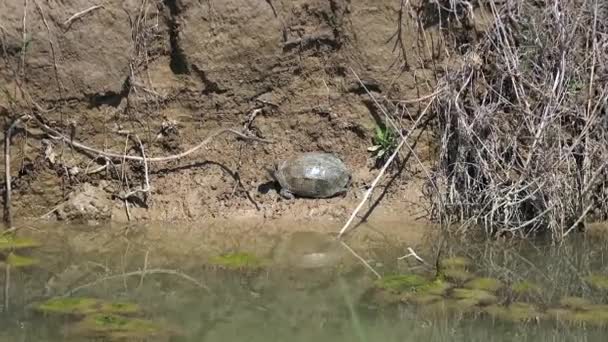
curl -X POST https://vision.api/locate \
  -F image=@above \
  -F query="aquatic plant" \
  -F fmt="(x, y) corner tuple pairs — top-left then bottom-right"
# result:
(209, 252), (265, 270)
(0, 235), (41, 251)
(409, 294), (443, 306)
(484, 302), (543, 322)
(69, 313), (161, 339)
(463, 277), (503, 292)
(4, 252), (39, 267)
(34, 297), (139, 316)
(451, 288), (498, 306)
(375, 274), (429, 293)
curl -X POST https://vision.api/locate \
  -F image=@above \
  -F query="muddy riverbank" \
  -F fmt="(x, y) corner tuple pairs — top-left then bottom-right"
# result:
(0, 0), (471, 225)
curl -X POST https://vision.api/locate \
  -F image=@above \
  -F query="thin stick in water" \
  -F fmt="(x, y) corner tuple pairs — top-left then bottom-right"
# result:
(4, 115), (29, 228)
(337, 101), (433, 238)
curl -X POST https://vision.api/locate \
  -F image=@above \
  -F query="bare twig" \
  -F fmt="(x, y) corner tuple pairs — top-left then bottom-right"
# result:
(4, 115), (30, 228)
(34, 119), (271, 162)
(119, 135), (150, 200)
(339, 241), (381, 279)
(3, 265), (9, 313)
(63, 5), (104, 28)
(20, 0), (28, 79)
(398, 247), (432, 268)
(338, 100), (433, 238)
(137, 249), (150, 290)
(63, 268), (209, 296)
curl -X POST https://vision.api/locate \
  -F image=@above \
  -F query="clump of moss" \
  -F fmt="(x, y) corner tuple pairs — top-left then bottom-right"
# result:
(421, 279), (453, 296)
(485, 302), (543, 322)
(437, 255), (474, 284)
(583, 274), (608, 290)
(408, 294), (443, 306)
(34, 297), (139, 316)
(464, 277), (503, 292)
(209, 252), (265, 270)
(5, 253), (39, 267)
(0, 235), (40, 251)
(441, 268), (474, 283)
(375, 274), (430, 293)
(69, 313), (161, 339)
(439, 256), (472, 270)
(451, 288), (498, 306)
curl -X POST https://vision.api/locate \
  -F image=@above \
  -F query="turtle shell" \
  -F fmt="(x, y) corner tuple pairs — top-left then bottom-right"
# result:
(274, 152), (350, 198)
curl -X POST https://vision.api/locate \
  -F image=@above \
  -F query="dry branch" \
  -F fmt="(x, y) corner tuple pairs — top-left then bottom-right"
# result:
(34, 119), (271, 163)
(338, 100), (434, 238)
(430, 0), (608, 239)
(63, 5), (104, 28)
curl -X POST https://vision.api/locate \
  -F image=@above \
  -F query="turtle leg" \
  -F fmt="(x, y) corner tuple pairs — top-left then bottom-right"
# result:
(279, 188), (295, 200)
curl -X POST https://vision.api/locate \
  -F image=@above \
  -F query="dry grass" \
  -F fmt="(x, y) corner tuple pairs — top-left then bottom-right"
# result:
(428, 0), (608, 239)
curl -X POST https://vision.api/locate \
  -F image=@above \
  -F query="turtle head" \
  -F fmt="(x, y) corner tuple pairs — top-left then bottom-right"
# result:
(266, 162), (280, 182)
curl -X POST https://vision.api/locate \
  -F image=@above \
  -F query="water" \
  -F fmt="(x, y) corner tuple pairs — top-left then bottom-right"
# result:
(1, 218), (608, 341)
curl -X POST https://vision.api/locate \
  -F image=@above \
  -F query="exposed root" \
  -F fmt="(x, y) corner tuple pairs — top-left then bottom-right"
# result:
(34, 118), (272, 162)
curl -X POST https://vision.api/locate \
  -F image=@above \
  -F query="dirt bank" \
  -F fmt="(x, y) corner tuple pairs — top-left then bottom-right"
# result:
(0, 0), (481, 224)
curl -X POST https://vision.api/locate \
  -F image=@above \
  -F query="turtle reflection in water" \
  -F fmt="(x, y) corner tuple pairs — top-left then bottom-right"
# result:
(269, 231), (361, 289)
(271, 152), (351, 199)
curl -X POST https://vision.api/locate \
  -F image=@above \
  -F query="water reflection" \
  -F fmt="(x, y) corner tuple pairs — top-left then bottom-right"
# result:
(0, 220), (607, 341)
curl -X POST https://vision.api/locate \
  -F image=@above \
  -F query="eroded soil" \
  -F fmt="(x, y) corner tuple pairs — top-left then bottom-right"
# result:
(0, 0), (485, 224)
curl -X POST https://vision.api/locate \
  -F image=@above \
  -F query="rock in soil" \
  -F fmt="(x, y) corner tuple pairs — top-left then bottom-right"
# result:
(55, 184), (113, 225)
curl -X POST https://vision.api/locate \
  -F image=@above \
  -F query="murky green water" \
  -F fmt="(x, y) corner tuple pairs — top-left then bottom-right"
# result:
(1, 220), (608, 341)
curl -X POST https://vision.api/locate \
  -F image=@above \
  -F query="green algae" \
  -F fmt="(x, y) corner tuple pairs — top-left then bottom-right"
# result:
(583, 274), (608, 290)
(5, 253), (39, 267)
(511, 280), (542, 296)
(464, 277), (503, 292)
(451, 288), (498, 306)
(375, 274), (429, 293)
(36, 297), (100, 315)
(209, 252), (265, 270)
(0, 235), (41, 251)
(407, 294), (443, 306)
(69, 313), (161, 339)
(35, 297), (139, 316)
(420, 279), (453, 296)
(485, 302), (543, 322)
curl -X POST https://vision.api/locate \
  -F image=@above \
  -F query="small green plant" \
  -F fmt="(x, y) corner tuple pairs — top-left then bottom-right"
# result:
(368, 125), (397, 164)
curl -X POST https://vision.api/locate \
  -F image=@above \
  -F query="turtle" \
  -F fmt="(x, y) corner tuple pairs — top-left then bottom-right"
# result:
(271, 152), (351, 199)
